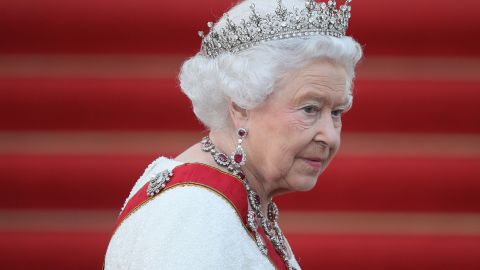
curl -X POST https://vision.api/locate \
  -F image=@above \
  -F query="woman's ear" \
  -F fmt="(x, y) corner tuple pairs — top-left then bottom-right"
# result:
(228, 100), (249, 128)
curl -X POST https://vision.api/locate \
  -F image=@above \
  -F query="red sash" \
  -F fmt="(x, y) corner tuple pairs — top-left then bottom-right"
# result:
(113, 163), (287, 270)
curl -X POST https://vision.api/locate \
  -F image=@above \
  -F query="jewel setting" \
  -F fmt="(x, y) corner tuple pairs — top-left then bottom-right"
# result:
(146, 169), (174, 197)
(198, 0), (353, 58)
(231, 128), (248, 168)
(200, 135), (297, 269)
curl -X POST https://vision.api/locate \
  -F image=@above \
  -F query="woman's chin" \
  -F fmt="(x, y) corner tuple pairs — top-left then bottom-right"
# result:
(284, 160), (326, 191)
(286, 174), (319, 192)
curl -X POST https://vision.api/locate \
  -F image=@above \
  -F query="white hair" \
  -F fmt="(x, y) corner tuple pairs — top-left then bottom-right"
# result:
(179, 0), (363, 130)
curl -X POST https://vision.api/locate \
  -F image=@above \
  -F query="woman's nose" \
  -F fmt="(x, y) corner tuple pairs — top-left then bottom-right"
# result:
(313, 113), (340, 147)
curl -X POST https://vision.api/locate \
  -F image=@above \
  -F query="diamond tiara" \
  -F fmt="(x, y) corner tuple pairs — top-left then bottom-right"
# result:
(198, 0), (353, 58)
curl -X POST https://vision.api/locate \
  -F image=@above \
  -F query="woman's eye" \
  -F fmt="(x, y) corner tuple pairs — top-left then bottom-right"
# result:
(302, 105), (318, 114)
(332, 109), (344, 118)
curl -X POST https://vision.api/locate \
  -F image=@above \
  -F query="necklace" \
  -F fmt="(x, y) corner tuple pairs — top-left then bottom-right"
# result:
(201, 136), (296, 270)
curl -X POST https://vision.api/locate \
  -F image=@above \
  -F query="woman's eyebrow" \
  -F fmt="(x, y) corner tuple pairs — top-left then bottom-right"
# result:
(338, 98), (352, 108)
(292, 90), (327, 104)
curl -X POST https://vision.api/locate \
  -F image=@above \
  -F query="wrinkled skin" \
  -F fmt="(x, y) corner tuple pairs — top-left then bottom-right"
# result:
(234, 59), (350, 201)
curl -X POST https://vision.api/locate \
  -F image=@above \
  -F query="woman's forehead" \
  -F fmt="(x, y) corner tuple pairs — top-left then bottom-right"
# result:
(277, 60), (346, 86)
(291, 85), (349, 105)
(300, 60), (347, 80)
(284, 63), (347, 98)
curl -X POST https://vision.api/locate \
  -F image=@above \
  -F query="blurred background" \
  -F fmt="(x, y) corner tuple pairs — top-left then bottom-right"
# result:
(1, 0), (479, 269)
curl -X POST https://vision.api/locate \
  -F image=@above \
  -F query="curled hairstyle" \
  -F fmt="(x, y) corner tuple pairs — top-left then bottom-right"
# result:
(179, 0), (363, 130)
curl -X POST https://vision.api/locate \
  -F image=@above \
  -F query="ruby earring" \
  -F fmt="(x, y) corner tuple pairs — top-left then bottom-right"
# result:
(230, 128), (248, 169)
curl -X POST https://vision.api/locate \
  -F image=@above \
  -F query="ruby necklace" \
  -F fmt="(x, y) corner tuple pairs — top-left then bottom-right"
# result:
(200, 136), (295, 270)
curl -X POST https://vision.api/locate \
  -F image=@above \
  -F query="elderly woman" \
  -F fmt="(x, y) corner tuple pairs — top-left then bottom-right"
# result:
(105, 0), (362, 269)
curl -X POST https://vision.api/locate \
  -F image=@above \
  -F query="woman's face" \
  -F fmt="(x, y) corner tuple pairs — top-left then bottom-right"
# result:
(244, 60), (349, 195)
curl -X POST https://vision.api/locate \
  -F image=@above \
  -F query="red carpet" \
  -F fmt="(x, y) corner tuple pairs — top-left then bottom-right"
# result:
(1, 154), (479, 212)
(288, 234), (480, 270)
(0, 0), (479, 56)
(2, 231), (479, 270)
(1, 0), (479, 269)
(1, 78), (479, 133)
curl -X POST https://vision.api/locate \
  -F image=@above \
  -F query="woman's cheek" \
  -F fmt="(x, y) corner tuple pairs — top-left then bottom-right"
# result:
(285, 112), (314, 131)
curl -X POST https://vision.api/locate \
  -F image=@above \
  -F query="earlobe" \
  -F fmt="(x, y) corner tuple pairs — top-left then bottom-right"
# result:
(229, 101), (249, 128)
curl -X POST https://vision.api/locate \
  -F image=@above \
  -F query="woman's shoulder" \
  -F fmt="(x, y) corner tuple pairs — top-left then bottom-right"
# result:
(117, 156), (248, 234)
(106, 157), (274, 269)
(118, 156), (182, 212)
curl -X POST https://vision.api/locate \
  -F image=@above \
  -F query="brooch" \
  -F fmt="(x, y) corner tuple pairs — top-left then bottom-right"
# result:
(146, 169), (174, 197)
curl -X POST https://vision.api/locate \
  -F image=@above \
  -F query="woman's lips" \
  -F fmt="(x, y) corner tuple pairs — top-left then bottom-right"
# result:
(303, 158), (323, 170)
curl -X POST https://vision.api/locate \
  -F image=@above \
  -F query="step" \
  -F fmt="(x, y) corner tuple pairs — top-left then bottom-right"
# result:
(2, 132), (478, 158)
(0, 0), (478, 56)
(2, 55), (478, 82)
(0, 78), (203, 131)
(1, 154), (479, 212)
(287, 233), (480, 270)
(0, 231), (109, 270)
(1, 230), (479, 270)
(3, 210), (480, 237)
(276, 156), (480, 212)
(1, 78), (478, 133)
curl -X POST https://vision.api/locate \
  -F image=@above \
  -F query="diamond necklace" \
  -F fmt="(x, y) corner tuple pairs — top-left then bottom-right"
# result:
(200, 136), (296, 270)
